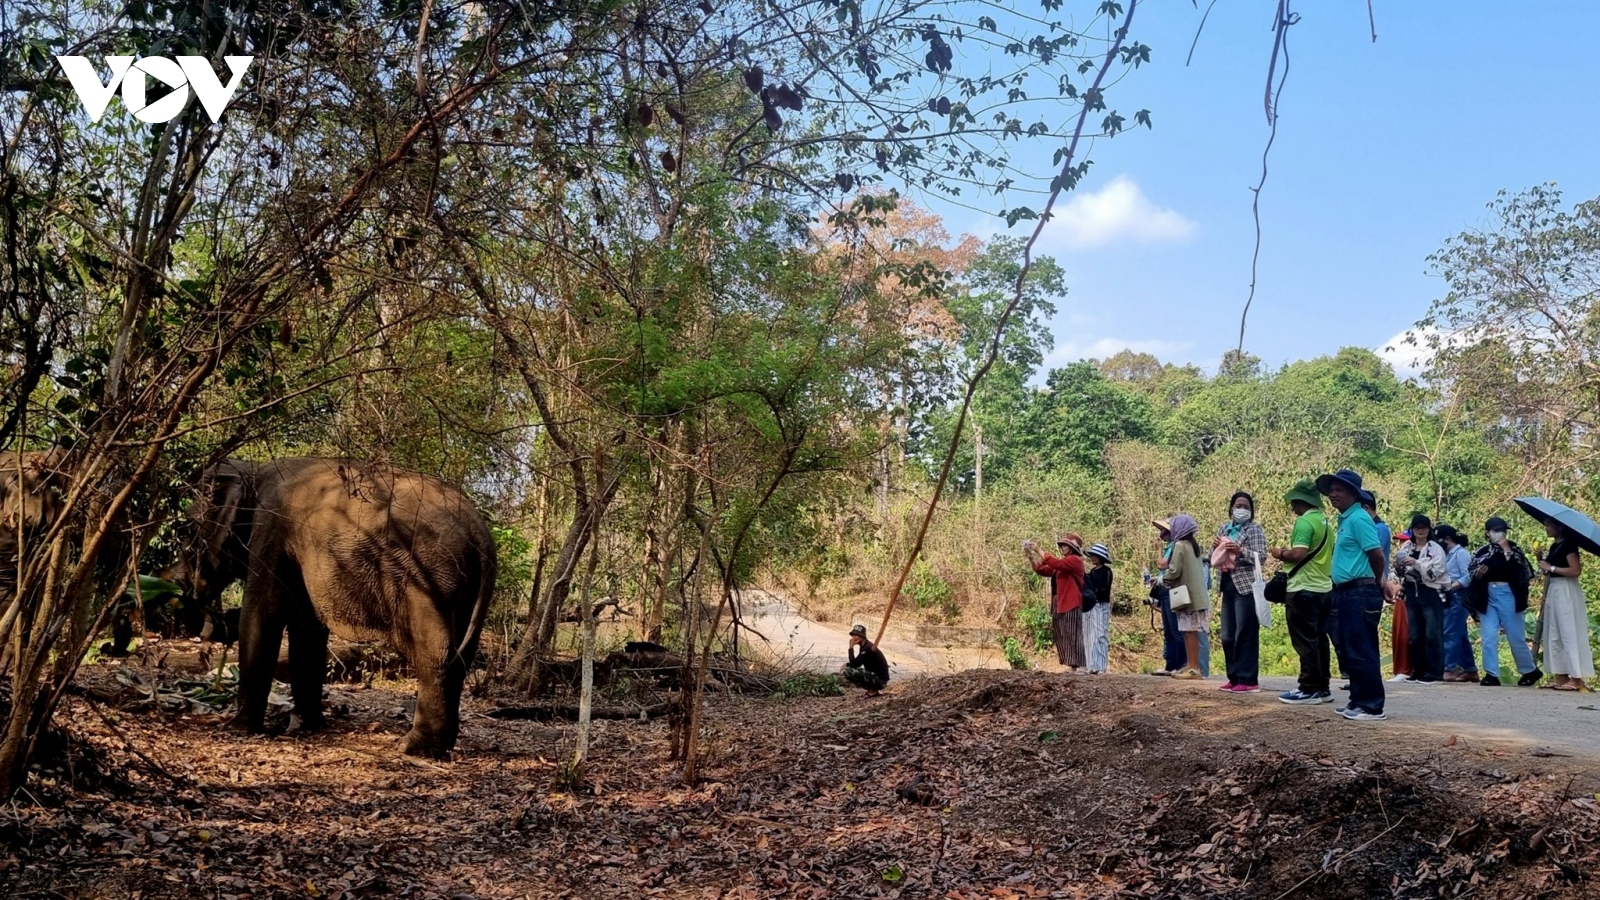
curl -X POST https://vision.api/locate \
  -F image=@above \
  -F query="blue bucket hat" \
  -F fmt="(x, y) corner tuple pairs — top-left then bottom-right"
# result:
(1315, 468), (1363, 497)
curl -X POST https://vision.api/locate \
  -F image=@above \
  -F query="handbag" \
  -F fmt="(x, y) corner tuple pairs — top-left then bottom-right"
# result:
(1251, 552), (1272, 625)
(1264, 526), (1329, 603)
(1167, 584), (1193, 612)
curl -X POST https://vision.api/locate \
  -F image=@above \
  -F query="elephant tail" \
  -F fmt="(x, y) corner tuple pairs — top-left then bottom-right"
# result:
(455, 543), (497, 663)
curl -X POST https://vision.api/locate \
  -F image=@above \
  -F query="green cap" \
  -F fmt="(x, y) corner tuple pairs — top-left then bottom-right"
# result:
(1284, 479), (1323, 509)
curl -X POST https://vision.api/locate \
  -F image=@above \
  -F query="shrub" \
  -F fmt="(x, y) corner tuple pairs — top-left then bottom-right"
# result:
(1001, 637), (1030, 670)
(905, 558), (953, 611)
(772, 674), (844, 699)
(1017, 600), (1053, 652)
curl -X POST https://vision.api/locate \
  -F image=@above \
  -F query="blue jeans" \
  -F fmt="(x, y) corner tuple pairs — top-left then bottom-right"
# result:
(1158, 587), (1185, 671)
(1481, 583), (1536, 678)
(1443, 589), (1476, 674)
(1333, 581), (1385, 714)
(1220, 578), (1260, 685)
(1158, 588), (1212, 675)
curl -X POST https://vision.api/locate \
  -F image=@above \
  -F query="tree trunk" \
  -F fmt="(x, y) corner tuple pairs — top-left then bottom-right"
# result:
(571, 536), (601, 772)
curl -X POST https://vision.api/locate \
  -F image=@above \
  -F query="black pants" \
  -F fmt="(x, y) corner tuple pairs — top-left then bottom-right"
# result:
(1403, 582), (1445, 682)
(1219, 577), (1260, 686)
(843, 665), (886, 690)
(1285, 589), (1334, 694)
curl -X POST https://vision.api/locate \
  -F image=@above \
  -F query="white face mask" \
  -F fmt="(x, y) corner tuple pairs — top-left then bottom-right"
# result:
(1232, 508), (1252, 523)
(1488, 530), (1507, 543)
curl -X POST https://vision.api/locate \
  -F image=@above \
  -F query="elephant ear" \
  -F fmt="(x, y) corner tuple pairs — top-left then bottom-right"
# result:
(0, 447), (68, 532)
(194, 468), (248, 568)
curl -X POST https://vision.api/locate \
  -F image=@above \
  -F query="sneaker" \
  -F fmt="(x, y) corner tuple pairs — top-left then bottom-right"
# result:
(1339, 706), (1388, 721)
(1340, 683), (1351, 691)
(1412, 677), (1442, 685)
(1479, 674), (1501, 686)
(1151, 669), (1174, 677)
(1229, 684), (1261, 693)
(1279, 689), (1332, 705)
(1217, 681), (1237, 690)
(1517, 669), (1544, 687)
(1172, 669), (1204, 681)
(1387, 674), (1414, 683)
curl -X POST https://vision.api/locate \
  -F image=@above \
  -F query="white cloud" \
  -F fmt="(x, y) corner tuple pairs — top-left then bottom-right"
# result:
(1379, 325), (1481, 379)
(1038, 175), (1197, 250)
(1378, 328), (1435, 378)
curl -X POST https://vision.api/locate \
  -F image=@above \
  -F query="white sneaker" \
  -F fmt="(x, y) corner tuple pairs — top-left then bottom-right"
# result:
(1386, 674), (1413, 683)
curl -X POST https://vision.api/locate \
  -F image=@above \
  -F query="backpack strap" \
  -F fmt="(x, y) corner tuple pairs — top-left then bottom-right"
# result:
(1286, 521), (1330, 579)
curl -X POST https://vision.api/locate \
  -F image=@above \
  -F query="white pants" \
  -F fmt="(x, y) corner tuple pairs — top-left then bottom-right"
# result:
(1083, 602), (1112, 673)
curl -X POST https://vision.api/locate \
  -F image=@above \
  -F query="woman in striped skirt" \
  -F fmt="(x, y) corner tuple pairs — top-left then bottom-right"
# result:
(1025, 532), (1089, 672)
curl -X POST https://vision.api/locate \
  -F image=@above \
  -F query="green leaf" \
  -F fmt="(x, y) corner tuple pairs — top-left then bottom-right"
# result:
(880, 864), (905, 883)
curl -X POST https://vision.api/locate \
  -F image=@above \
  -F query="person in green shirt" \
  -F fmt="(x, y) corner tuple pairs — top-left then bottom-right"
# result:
(1270, 480), (1335, 704)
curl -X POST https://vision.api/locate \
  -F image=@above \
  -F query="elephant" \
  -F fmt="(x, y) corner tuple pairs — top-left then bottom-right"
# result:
(173, 457), (497, 757)
(0, 448), (67, 605)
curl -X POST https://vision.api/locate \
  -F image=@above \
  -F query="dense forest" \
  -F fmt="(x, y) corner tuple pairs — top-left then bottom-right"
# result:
(2, 0), (1598, 806)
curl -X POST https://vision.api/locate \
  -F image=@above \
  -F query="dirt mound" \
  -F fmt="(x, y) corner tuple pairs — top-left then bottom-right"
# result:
(3, 667), (1597, 899)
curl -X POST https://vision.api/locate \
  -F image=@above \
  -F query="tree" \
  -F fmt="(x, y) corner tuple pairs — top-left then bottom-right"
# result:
(1417, 184), (1600, 500)
(1018, 362), (1157, 473)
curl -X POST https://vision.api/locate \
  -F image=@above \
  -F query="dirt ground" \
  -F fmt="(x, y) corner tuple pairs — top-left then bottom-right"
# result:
(4, 657), (1599, 900)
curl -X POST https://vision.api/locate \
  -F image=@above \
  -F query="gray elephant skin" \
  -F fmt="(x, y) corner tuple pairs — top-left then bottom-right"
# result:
(177, 457), (497, 757)
(0, 449), (65, 604)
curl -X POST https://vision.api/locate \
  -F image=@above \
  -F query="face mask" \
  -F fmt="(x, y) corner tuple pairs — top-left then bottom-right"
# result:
(1232, 508), (1252, 523)
(1488, 530), (1506, 543)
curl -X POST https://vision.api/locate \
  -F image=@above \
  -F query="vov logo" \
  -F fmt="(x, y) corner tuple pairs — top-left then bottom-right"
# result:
(56, 56), (253, 124)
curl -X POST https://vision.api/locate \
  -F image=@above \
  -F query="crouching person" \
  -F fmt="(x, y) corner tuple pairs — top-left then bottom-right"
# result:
(841, 624), (890, 697)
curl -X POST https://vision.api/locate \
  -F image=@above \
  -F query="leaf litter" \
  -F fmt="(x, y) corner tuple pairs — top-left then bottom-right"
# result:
(4, 662), (1598, 899)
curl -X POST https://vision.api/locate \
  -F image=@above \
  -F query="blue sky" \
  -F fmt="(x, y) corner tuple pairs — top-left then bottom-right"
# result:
(925, 1), (1600, 378)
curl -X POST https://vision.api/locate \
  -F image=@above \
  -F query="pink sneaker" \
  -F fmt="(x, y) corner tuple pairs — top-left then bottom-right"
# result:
(1228, 684), (1262, 693)
(1217, 681), (1237, 691)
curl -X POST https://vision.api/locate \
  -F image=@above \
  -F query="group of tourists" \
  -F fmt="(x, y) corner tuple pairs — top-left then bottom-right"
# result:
(1015, 467), (1597, 721)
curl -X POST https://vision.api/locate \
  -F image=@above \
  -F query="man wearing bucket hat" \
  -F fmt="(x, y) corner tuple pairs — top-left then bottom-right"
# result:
(1316, 469), (1389, 721)
(840, 624), (890, 697)
(1270, 479), (1336, 704)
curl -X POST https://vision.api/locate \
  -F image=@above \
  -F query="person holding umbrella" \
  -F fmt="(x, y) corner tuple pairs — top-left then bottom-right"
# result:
(1516, 497), (1597, 692)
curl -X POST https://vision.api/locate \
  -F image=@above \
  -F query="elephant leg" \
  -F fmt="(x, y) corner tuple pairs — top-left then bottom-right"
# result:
(400, 643), (464, 755)
(396, 598), (467, 752)
(287, 612), (329, 732)
(231, 590), (285, 734)
(107, 604), (134, 657)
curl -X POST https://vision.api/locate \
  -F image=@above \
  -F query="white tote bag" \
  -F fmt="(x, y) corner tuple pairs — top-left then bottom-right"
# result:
(1251, 552), (1271, 626)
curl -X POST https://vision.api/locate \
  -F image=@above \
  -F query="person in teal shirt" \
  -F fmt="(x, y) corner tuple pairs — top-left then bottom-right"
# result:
(1316, 469), (1390, 721)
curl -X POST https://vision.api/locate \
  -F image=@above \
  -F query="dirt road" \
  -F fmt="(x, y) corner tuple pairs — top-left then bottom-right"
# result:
(738, 589), (1010, 675)
(743, 589), (1599, 760)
